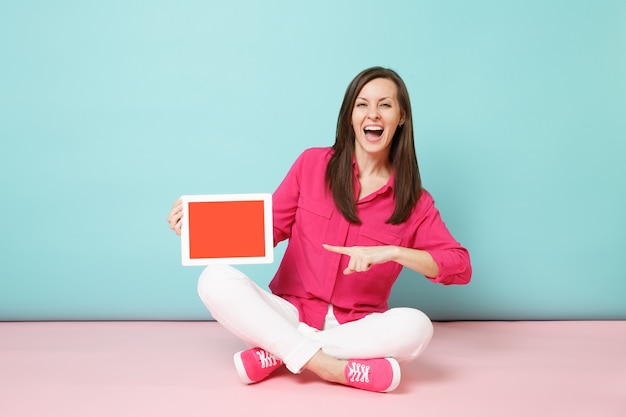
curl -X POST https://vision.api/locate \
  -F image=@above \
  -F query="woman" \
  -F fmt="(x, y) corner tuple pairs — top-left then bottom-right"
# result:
(167, 67), (471, 393)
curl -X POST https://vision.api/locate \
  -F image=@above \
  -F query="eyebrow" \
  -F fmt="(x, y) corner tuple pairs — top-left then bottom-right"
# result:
(356, 96), (394, 101)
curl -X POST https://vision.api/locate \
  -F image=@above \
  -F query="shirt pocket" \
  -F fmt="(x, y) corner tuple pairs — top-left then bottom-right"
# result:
(352, 226), (403, 294)
(295, 196), (333, 253)
(357, 226), (402, 247)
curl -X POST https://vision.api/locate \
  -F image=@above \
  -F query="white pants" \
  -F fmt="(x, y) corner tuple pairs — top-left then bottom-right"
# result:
(197, 264), (434, 374)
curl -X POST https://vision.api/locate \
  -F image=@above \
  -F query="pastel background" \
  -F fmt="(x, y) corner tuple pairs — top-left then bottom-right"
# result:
(1, 1), (624, 321)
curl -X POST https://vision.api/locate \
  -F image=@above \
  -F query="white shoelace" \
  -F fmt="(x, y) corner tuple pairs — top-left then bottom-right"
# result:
(347, 362), (371, 383)
(256, 349), (279, 369)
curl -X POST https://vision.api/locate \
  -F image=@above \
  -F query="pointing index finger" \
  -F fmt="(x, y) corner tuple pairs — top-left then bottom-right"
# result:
(322, 244), (350, 255)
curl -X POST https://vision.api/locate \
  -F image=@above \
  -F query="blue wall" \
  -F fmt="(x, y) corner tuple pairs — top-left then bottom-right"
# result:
(1, 1), (625, 320)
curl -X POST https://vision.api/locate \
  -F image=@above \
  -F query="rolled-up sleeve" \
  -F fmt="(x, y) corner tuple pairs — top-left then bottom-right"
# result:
(411, 193), (472, 285)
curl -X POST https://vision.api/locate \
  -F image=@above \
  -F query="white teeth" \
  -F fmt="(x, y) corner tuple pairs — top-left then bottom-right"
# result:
(364, 126), (383, 131)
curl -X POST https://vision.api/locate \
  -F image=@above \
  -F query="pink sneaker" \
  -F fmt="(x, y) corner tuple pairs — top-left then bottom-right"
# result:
(344, 358), (401, 392)
(233, 347), (283, 384)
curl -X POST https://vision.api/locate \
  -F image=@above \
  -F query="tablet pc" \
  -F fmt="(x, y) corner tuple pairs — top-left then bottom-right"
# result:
(180, 193), (273, 266)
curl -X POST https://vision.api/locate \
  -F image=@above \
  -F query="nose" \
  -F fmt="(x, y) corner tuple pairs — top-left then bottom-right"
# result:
(367, 107), (380, 119)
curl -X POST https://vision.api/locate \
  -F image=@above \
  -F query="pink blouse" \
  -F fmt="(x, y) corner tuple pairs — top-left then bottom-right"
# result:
(270, 147), (471, 329)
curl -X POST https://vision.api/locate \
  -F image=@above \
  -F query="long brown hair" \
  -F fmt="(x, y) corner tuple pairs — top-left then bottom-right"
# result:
(325, 66), (422, 225)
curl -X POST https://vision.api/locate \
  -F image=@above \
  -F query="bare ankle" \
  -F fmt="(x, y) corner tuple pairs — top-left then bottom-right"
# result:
(304, 350), (347, 384)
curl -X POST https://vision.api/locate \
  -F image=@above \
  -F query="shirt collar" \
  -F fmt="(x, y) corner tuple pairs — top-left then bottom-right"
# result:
(352, 158), (395, 202)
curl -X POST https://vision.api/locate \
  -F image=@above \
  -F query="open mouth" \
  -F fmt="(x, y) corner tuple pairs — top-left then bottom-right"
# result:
(364, 126), (384, 141)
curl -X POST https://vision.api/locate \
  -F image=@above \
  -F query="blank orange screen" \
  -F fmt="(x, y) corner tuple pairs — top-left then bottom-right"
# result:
(187, 200), (266, 259)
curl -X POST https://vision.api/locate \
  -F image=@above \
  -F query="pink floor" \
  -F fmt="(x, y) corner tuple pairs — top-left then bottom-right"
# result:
(1, 321), (625, 417)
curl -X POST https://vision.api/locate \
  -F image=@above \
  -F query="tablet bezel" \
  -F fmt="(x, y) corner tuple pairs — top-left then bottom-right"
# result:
(180, 193), (273, 266)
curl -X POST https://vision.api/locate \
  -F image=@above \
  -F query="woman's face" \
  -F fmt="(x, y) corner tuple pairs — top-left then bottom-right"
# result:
(351, 77), (405, 157)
